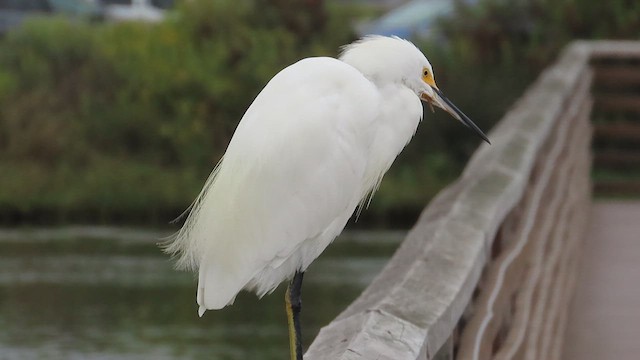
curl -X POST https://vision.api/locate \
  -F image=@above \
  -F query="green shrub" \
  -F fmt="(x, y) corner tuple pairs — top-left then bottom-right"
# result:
(0, 0), (357, 223)
(0, 0), (356, 167)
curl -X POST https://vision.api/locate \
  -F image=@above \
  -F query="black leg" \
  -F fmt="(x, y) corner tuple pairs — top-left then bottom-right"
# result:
(285, 271), (304, 360)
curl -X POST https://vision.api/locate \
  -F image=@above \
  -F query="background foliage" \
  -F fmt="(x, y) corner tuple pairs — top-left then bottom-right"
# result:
(0, 0), (638, 225)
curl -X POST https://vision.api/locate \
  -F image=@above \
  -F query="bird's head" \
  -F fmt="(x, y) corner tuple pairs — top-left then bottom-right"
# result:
(340, 36), (490, 144)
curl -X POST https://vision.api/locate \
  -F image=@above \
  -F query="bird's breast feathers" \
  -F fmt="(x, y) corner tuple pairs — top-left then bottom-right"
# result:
(167, 56), (422, 310)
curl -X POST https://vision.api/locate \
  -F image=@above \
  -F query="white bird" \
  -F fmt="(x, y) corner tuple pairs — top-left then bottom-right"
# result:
(164, 35), (488, 359)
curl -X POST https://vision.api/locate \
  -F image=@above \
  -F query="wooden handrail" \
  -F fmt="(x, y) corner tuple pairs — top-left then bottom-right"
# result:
(306, 41), (640, 359)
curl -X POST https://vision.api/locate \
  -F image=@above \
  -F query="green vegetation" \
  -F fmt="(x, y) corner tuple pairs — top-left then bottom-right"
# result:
(0, 0), (357, 224)
(1, 0), (638, 225)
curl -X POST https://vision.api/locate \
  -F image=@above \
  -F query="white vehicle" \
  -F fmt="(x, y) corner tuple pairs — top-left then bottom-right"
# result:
(102, 0), (170, 22)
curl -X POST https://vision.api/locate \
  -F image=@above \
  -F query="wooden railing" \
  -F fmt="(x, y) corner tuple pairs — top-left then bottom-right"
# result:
(591, 44), (640, 196)
(305, 41), (640, 360)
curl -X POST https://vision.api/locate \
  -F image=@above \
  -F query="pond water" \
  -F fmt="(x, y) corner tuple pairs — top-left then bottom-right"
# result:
(0, 227), (404, 360)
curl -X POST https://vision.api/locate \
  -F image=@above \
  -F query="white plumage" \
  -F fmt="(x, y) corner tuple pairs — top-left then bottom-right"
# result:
(163, 36), (488, 316)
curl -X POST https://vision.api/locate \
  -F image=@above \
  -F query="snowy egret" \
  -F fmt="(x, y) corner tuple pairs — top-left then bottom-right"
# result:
(164, 35), (489, 359)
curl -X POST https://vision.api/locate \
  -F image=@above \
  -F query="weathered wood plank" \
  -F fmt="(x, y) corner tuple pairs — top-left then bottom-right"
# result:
(595, 94), (640, 113)
(456, 73), (591, 360)
(593, 181), (640, 195)
(533, 102), (592, 360)
(587, 41), (640, 59)
(593, 65), (640, 87)
(593, 122), (640, 140)
(594, 151), (640, 168)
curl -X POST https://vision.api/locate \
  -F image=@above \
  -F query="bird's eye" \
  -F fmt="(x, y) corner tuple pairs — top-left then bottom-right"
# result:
(423, 70), (429, 77)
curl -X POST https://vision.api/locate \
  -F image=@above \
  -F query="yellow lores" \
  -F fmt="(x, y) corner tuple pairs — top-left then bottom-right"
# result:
(422, 66), (438, 89)
(164, 36), (489, 360)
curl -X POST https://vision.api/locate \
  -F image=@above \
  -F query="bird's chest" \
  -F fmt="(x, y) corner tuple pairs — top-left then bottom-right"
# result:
(364, 87), (422, 178)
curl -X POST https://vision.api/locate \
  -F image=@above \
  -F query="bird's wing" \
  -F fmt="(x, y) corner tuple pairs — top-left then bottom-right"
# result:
(166, 57), (381, 310)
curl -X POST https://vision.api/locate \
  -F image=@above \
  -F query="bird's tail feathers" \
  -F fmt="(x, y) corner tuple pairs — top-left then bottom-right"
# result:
(160, 158), (224, 271)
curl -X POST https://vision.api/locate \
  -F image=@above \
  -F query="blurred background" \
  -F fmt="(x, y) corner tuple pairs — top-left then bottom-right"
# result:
(0, 0), (638, 359)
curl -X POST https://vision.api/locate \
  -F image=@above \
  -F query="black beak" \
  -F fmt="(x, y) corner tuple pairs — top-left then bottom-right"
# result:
(432, 87), (490, 144)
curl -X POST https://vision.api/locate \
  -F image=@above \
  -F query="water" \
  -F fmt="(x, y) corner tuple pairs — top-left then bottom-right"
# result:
(0, 227), (403, 359)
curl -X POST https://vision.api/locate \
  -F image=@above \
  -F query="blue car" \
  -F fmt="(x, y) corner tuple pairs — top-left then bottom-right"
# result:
(0, 0), (101, 35)
(360, 0), (476, 40)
